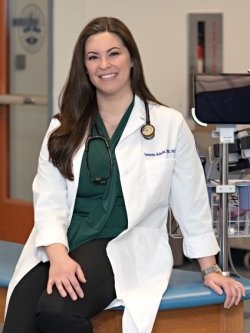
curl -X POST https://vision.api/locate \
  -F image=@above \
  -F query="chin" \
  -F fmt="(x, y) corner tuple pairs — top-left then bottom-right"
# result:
(98, 88), (121, 96)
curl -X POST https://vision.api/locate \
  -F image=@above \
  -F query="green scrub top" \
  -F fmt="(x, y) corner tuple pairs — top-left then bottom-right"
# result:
(67, 98), (134, 251)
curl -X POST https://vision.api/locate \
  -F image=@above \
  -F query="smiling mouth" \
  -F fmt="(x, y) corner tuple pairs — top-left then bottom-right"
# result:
(99, 73), (117, 80)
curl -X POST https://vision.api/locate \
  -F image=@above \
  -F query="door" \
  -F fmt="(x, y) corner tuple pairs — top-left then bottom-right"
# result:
(0, 0), (52, 243)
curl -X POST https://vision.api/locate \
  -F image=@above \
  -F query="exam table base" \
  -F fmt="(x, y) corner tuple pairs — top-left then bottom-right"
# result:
(92, 303), (244, 333)
(0, 287), (244, 332)
(0, 288), (6, 323)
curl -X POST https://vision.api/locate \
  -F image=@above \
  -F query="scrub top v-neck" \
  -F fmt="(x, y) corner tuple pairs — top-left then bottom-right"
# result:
(67, 98), (134, 251)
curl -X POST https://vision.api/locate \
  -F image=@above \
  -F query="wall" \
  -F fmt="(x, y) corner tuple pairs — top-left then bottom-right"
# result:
(53, 0), (250, 119)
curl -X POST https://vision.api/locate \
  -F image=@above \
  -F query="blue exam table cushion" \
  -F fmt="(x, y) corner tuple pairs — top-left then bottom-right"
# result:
(160, 269), (250, 310)
(0, 240), (23, 288)
(1, 241), (250, 311)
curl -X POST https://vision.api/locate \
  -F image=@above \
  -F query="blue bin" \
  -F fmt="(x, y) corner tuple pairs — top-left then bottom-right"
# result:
(237, 182), (250, 210)
(207, 183), (216, 206)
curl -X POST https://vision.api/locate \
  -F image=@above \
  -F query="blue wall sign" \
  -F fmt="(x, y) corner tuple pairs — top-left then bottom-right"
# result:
(12, 4), (46, 53)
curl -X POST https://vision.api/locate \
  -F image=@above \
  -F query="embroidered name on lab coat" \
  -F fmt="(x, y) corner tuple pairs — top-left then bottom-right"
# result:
(144, 149), (176, 158)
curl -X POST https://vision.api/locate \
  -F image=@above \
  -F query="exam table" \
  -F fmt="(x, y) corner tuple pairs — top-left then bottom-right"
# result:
(1, 240), (250, 333)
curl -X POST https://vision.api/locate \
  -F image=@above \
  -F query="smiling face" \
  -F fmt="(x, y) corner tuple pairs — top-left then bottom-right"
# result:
(84, 32), (133, 99)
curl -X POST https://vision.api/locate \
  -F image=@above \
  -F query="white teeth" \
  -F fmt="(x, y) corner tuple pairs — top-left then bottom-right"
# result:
(100, 73), (116, 79)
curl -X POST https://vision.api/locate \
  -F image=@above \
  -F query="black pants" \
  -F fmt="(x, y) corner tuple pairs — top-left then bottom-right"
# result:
(3, 238), (116, 333)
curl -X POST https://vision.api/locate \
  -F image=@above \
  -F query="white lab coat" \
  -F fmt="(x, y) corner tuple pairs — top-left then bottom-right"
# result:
(6, 95), (219, 332)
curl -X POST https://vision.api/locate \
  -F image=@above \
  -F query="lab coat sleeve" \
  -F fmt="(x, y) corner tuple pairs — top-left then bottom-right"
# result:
(32, 118), (70, 262)
(169, 118), (220, 258)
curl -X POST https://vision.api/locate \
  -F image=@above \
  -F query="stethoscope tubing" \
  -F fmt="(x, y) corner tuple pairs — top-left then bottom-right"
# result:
(141, 101), (155, 140)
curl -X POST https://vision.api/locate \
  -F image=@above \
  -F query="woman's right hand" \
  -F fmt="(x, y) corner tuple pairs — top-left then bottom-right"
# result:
(45, 244), (86, 301)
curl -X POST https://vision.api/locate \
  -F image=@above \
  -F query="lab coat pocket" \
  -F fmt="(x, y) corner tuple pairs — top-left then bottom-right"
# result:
(144, 158), (175, 203)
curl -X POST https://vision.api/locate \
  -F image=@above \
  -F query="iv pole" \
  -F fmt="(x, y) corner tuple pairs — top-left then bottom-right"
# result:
(192, 108), (235, 274)
(219, 70), (250, 272)
(218, 142), (230, 274)
(213, 126), (235, 276)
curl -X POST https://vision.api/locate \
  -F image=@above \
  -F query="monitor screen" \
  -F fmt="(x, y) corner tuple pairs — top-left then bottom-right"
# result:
(194, 73), (250, 124)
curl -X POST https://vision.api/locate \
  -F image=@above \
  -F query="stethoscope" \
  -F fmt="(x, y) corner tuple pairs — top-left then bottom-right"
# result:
(141, 101), (155, 140)
(85, 101), (155, 184)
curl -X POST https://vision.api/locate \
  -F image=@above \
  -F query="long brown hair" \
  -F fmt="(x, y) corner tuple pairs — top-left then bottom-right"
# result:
(48, 16), (162, 180)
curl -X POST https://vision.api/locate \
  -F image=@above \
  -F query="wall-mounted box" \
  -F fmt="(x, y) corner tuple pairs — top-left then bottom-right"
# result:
(188, 13), (223, 110)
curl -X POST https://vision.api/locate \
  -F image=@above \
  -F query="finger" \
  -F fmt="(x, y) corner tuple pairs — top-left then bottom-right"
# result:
(205, 280), (223, 296)
(69, 277), (84, 299)
(224, 283), (243, 308)
(61, 279), (79, 301)
(55, 280), (67, 298)
(223, 282), (235, 309)
(224, 289), (237, 309)
(224, 283), (245, 308)
(47, 279), (54, 295)
(240, 284), (246, 297)
(235, 285), (245, 305)
(235, 288), (242, 306)
(76, 265), (86, 283)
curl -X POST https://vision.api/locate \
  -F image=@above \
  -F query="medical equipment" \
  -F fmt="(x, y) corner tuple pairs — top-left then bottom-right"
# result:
(193, 72), (250, 273)
(211, 128), (250, 174)
(85, 102), (155, 184)
(85, 124), (112, 185)
(141, 101), (155, 140)
(193, 73), (250, 125)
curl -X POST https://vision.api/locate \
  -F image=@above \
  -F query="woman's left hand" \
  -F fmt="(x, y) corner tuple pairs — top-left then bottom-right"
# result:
(203, 273), (246, 309)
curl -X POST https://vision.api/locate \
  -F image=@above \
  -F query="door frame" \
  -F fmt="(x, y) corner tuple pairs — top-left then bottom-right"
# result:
(0, 0), (34, 243)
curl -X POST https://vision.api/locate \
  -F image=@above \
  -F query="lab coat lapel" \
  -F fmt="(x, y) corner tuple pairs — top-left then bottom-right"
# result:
(67, 142), (86, 219)
(119, 95), (146, 143)
(115, 97), (154, 230)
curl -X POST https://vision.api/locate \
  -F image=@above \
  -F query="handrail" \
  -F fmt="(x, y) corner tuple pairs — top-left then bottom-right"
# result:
(0, 94), (47, 106)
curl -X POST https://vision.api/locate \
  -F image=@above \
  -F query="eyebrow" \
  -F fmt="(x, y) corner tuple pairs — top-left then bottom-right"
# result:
(86, 47), (121, 56)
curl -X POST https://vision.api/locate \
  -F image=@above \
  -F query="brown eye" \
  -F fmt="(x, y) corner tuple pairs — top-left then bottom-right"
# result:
(87, 54), (98, 61)
(109, 51), (120, 57)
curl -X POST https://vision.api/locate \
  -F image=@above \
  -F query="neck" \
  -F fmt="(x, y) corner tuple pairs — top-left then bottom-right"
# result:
(97, 91), (134, 139)
(97, 91), (133, 118)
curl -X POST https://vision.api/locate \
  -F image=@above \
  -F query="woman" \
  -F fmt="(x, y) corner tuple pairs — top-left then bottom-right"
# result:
(3, 16), (245, 333)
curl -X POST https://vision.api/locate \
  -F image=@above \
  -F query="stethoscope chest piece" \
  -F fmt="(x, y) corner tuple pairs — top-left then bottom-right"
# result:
(141, 124), (155, 140)
(141, 101), (155, 140)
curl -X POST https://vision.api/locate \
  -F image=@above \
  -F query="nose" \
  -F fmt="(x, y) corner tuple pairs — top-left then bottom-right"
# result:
(99, 56), (110, 69)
